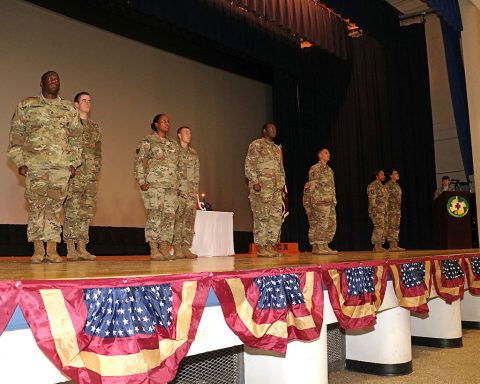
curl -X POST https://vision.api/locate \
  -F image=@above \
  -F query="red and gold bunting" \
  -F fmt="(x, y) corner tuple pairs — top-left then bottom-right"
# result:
(0, 281), (20, 336)
(212, 268), (323, 353)
(389, 260), (431, 314)
(19, 274), (210, 384)
(432, 258), (465, 304)
(463, 256), (480, 295)
(322, 262), (388, 329)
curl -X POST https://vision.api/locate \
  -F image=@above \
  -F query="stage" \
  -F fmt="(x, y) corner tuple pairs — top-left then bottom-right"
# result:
(1, 248), (480, 384)
(0, 248), (478, 281)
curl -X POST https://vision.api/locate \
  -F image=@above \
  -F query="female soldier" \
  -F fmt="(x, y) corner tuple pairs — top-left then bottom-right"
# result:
(134, 114), (180, 260)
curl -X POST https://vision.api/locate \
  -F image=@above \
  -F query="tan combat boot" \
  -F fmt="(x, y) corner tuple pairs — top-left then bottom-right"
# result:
(173, 244), (185, 259)
(313, 243), (330, 255)
(325, 244), (339, 254)
(389, 241), (405, 252)
(160, 241), (175, 260)
(149, 242), (164, 261)
(45, 241), (63, 263)
(77, 240), (96, 260)
(66, 239), (78, 261)
(270, 244), (283, 257)
(257, 245), (273, 258)
(182, 245), (198, 259)
(31, 240), (45, 264)
(373, 243), (388, 253)
(310, 243), (318, 254)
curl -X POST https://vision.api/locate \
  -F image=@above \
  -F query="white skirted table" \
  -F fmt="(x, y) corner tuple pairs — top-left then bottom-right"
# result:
(191, 211), (235, 257)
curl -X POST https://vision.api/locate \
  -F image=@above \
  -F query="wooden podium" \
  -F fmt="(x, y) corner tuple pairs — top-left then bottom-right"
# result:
(432, 191), (472, 249)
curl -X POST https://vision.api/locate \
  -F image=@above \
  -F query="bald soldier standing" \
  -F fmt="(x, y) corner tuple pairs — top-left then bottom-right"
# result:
(8, 71), (81, 263)
(173, 126), (199, 259)
(245, 122), (285, 258)
(63, 92), (102, 261)
(367, 170), (388, 252)
(306, 148), (338, 254)
(385, 170), (405, 251)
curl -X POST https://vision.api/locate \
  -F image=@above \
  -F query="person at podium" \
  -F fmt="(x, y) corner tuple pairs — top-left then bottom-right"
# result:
(433, 175), (454, 200)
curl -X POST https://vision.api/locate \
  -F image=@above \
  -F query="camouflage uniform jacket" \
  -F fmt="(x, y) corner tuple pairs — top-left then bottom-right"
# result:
(433, 185), (454, 200)
(367, 180), (387, 216)
(302, 181), (313, 217)
(178, 146), (199, 194)
(308, 162), (336, 205)
(385, 180), (402, 212)
(76, 119), (102, 180)
(8, 95), (82, 170)
(134, 133), (179, 188)
(244, 138), (285, 189)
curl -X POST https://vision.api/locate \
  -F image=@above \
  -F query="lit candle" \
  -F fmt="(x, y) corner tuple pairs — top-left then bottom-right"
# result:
(201, 193), (205, 203)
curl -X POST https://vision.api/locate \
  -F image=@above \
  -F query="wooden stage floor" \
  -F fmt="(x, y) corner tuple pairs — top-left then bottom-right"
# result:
(0, 249), (479, 281)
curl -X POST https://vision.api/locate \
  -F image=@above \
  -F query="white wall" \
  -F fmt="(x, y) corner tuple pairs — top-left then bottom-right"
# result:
(0, 0), (272, 231)
(424, 14), (465, 187)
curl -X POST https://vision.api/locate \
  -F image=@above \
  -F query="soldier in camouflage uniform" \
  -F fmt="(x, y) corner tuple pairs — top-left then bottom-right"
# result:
(385, 170), (405, 251)
(245, 122), (285, 258)
(433, 175), (454, 200)
(367, 170), (388, 252)
(63, 92), (101, 261)
(7, 71), (81, 263)
(307, 148), (338, 255)
(173, 126), (199, 259)
(135, 114), (179, 261)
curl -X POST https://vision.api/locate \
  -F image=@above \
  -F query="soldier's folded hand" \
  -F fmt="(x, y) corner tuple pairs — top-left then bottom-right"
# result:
(69, 165), (76, 178)
(253, 183), (261, 192)
(140, 183), (150, 191)
(18, 165), (28, 177)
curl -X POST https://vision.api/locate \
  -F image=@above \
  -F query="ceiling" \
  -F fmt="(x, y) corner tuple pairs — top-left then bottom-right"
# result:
(385, 0), (431, 17)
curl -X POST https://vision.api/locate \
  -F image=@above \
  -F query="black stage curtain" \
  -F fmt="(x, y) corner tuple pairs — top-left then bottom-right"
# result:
(230, 0), (348, 58)
(276, 23), (436, 251)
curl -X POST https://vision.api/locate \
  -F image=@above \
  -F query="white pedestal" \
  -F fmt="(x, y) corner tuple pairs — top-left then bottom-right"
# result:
(244, 323), (327, 384)
(0, 329), (67, 384)
(410, 297), (463, 347)
(460, 291), (480, 328)
(345, 306), (412, 375)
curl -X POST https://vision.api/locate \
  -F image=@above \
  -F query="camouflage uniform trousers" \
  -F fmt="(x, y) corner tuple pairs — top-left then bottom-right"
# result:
(310, 203), (336, 245)
(307, 216), (318, 246)
(173, 191), (197, 245)
(370, 209), (387, 245)
(25, 168), (71, 242)
(249, 187), (283, 247)
(386, 211), (401, 242)
(63, 176), (98, 243)
(142, 187), (178, 243)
